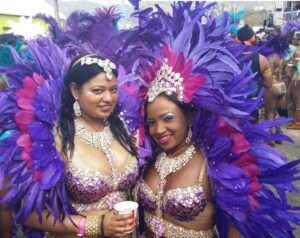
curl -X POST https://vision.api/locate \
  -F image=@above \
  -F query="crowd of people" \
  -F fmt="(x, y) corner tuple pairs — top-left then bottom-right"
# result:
(0, 2), (300, 238)
(236, 23), (300, 130)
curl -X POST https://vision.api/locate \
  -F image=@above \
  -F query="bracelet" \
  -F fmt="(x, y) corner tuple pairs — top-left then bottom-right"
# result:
(100, 214), (105, 237)
(85, 215), (101, 237)
(77, 217), (86, 237)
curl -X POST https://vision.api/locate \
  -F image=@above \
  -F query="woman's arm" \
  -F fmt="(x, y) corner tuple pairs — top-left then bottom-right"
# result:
(24, 211), (81, 235)
(0, 176), (82, 236)
(25, 209), (136, 237)
(278, 58), (284, 83)
(228, 225), (240, 238)
(0, 199), (13, 238)
(259, 54), (273, 89)
(0, 183), (13, 238)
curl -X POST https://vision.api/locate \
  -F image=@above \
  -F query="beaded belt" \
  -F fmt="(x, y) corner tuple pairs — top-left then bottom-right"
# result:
(144, 211), (214, 238)
(72, 191), (127, 212)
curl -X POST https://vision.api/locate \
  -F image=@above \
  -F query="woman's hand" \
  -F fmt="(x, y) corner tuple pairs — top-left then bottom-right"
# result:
(102, 210), (136, 237)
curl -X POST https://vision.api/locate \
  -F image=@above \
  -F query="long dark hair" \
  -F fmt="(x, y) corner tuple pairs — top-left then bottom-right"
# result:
(58, 54), (135, 157)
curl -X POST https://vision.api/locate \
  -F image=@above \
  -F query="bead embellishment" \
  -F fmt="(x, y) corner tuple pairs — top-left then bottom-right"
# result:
(74, 119), (118, 186)
(74, 119), (132, 189)
(81, 56), (116, 80)
(154, 145), (196, 218)
(75, 119), (114, 150)
(147, 58), (184, 102)
(139, 179), (207, 220)
(163, 185), (207, 221)
(72, 191), (127, 212)
(73, 55), (116, 80)
(145, 211), (214, 238)
(155, 145), (196, 179)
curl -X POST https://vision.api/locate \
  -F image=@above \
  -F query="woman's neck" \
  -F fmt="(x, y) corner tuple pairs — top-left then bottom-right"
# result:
(79, 114), (106, 132)
(166, 141), (192, 158)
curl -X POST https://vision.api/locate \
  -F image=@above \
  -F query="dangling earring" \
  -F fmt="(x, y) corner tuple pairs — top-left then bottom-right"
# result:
(73, 100), (82, 118)
(185, 127), (192, 144)
(103, 118), (109, 126)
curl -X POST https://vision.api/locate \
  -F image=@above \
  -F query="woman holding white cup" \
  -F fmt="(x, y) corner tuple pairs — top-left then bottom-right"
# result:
(113, 201), (139, 235)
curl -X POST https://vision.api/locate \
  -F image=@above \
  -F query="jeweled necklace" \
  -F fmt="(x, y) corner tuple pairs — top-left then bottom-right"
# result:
(75, 119), (119, 187)
(154, 144), (196, 217)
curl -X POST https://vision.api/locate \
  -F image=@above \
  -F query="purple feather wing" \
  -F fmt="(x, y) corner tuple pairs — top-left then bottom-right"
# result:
(0, 37), (72, 229)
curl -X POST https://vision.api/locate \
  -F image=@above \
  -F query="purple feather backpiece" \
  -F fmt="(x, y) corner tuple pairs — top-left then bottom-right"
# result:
(0, 38), (73, 230)
(129, 2), (300, 237)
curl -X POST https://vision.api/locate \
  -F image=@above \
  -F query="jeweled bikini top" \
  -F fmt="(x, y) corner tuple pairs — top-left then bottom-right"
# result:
(65, 119), (139, 205)
(65, 157), (138, 204)
(138, 155), (211, 221)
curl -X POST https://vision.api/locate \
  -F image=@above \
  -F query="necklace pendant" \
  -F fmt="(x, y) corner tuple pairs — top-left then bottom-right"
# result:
(74, 119), (117, 182)
(155, 145), (196, 179)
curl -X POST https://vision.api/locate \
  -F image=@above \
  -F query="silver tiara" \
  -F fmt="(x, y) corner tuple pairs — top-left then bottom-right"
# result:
(78, 56), (117, 80)
(147, 59), (184, 102)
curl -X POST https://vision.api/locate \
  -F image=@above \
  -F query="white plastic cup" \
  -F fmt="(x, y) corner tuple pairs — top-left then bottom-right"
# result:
(114, 201), (139, 234)
(113, 201), (139, 217)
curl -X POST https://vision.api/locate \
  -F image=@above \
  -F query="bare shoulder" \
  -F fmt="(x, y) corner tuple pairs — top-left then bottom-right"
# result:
(259, 54), (271, 72)
(193, 149), (206, 167)
(259, 54), (269, 65)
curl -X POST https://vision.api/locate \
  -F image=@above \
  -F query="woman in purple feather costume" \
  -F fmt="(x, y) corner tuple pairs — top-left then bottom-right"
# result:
(0, 4), (159, 237)
(0, 40), (141, 237)
(129, 2), (300, 238)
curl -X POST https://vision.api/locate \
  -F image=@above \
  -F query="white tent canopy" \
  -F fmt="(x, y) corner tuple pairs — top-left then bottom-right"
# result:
(0, 0), (65, 19)
(58, 0), (134, 16)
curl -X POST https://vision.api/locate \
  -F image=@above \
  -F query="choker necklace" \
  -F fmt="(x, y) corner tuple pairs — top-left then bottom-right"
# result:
(74, 119), (119, 187)
(155, 144), (196, 180)
(75, 119), (113, 149)
(154, 144), (196, 218)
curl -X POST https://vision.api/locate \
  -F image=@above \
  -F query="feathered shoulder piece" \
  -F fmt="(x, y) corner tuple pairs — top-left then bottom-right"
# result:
(131, 2), (300, 237)
(0, 37), (72, 224)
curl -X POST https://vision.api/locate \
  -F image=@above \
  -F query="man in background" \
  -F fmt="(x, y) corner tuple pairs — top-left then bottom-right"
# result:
(237, 24), (273, 122)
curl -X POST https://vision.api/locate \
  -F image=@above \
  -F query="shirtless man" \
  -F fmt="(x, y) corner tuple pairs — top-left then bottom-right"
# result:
(237, 24), (273, 122)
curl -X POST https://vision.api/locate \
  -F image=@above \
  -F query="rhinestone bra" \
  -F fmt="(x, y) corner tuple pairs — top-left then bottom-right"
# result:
(140, 145), (207, 221)
(145, 211), (215, 238)
(65, 119), (139, 210)
(138, 179), (207, 221)
(65, 157), (138, 205)
(138, 149), (210, 222)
